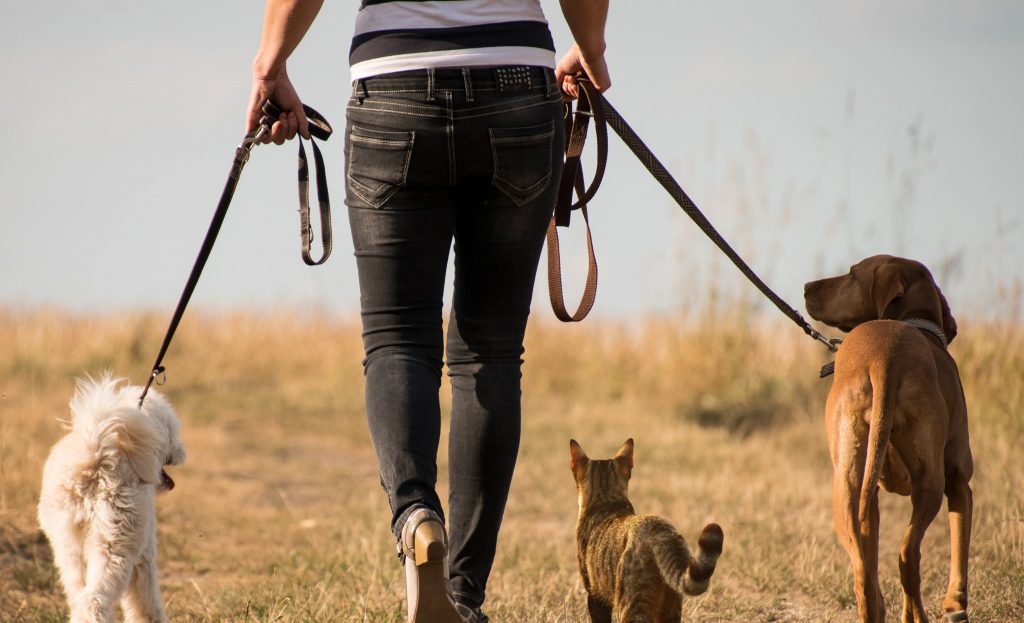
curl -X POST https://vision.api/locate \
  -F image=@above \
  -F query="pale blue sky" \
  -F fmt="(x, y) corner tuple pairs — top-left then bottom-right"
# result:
(2, 2), (1021, 320)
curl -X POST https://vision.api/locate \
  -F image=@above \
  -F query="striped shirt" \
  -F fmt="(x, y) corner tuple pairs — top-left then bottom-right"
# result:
(350, 0), (557, 81)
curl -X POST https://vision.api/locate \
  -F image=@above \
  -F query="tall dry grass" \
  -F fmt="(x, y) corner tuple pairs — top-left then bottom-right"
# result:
(1, 309), (1021, 622)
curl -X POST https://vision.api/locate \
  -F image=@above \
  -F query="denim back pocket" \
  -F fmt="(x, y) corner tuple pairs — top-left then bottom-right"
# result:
(347, 125), (416, 208)
(489, 120), (555, 206)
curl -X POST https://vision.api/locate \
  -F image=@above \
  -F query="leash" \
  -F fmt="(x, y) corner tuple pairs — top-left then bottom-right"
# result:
(138, 100), (334, 407)
(548, 77), (841, 355)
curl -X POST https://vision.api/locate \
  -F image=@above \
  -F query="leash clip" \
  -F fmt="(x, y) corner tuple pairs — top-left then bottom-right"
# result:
(248, 125), (269, 145)
(809, 328), (841, 353)
(240, 124), (269, 152)
(240, 107), (277, 153)
(138, 365), (166, 408)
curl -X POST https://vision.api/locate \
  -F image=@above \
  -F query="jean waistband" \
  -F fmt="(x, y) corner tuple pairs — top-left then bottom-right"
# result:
(352, 66), (555, 96)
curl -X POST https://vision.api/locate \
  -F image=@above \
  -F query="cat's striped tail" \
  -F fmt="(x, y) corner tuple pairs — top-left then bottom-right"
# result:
(651, 522), (725, 596)
(682, 523), (724, 595)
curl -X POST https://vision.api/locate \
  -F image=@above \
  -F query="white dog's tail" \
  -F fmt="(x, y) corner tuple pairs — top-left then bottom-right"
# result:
(70, 374), (166, 485)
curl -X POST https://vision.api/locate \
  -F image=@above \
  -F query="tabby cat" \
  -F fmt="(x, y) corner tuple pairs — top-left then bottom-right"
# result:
(570, 438), (724, 623)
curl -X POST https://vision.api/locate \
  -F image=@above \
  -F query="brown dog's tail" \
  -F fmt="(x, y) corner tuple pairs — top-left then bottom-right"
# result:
(859, 366), (895, 527)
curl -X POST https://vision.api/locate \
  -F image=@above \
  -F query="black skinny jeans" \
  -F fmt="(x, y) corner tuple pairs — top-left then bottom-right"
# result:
(344, 66), (565, 608)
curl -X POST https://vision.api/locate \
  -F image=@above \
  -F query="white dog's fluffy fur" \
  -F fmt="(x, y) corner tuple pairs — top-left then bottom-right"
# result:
(38, 375), (185, 623)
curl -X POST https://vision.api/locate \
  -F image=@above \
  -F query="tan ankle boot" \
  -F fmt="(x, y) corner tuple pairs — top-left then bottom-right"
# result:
(401, 508), (462, 623)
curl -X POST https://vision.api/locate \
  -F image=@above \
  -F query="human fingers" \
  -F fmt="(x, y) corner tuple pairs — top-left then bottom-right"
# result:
(286, 112), (299, 140)
(557, 44), (581, 86)
(556, 44), (582, 100)
(269, 112), (301, 144)
(269, 75), (309, 140)
(561, 75), (579, 100)
(270, 114), (289, 145)
(296, 108), (310, 140)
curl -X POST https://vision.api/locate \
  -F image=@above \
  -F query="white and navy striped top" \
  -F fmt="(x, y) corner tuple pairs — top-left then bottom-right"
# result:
(350, 0), (557, 81)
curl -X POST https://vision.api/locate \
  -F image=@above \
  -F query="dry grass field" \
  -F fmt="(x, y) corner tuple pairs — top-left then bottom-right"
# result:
(1, 308), (1021, 622)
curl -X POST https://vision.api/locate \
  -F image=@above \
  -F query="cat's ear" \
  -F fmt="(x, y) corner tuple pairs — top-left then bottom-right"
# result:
(569, 439), (589, 471)
(614, 438), (634, 470)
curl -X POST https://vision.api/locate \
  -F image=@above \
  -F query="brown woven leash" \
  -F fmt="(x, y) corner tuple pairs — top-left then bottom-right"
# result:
(545, 81), (605, 322)
(547, 77), (839, 354)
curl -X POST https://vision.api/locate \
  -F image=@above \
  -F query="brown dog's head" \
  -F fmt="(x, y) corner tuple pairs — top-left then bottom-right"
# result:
(803, 254), (957, 342)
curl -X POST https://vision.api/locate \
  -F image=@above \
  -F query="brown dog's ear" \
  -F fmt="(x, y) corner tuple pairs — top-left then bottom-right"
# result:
(569, 439), (589, 472)
(937, 287), (958, 343)
(872, 263), (905, 319)
(613, 438), (634, 475)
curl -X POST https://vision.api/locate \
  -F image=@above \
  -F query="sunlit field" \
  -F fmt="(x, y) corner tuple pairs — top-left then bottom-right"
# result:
(2, 309), (1021, 622)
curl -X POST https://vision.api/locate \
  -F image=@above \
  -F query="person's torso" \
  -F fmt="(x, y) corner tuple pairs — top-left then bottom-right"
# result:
(350, 0), (556, 81)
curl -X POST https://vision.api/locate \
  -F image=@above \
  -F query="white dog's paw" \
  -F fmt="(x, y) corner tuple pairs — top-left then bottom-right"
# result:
(943, 610), (969, 623)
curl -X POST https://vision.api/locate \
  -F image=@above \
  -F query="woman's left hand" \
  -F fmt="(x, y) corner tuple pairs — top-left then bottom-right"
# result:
(245, 66), (310, 144)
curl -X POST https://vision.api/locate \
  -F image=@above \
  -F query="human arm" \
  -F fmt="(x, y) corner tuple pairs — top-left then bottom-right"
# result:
(246, 0), (325, 143)
(555, 0), (611, 98)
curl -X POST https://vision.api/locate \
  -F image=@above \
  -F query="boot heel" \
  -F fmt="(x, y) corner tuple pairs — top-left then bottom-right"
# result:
(401, 508), (463, 623)
(414, 520), (445, 566)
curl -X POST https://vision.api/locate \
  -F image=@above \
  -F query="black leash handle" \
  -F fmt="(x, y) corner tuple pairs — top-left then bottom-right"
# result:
(260, 100), (333, 141)
(262, 101), (334, 265)
(139, 100), (333, 407)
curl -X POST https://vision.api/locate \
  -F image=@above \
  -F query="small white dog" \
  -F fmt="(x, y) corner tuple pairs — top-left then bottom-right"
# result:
(38, 374), (186, 623)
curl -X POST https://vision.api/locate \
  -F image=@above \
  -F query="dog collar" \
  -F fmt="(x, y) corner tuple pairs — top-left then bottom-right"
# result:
(902, 318), (948, 348)
(819, 318), (948, 378)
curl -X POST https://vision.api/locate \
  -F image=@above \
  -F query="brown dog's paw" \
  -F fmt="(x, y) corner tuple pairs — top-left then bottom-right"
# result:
(943, 611), (968, 623)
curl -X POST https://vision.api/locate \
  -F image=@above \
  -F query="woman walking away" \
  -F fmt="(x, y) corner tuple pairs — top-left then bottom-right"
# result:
(245, 1), (610, 620)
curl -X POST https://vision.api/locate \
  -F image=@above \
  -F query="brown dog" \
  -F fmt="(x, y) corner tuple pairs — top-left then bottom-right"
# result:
(804, 255), (973, 623)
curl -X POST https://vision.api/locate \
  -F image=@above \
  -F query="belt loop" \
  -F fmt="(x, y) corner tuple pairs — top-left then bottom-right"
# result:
(462, 68), (474, 103)
(426, 68), (436, 102)
(355, 79), (368, 104)
(543, 68), (551, 93)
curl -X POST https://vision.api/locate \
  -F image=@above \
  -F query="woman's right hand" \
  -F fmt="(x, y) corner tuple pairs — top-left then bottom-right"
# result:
(245, 65), (310, 144)
(555, 42), (611, 101)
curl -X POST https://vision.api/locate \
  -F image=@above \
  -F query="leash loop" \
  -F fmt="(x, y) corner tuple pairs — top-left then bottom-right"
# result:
(544, 73), (611, 322)
(297, 136), (333, 265)
(546, 172), (598, 322)
(259, 100), (335, 265)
